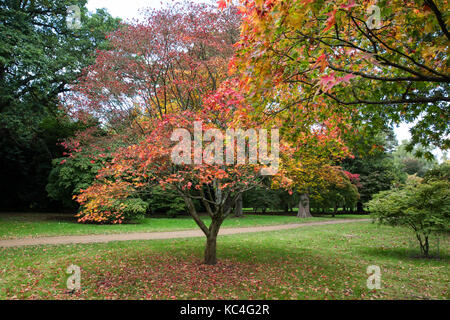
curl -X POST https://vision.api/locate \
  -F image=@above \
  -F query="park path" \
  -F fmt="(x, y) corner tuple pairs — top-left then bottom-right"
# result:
(0, 218), (370, 248)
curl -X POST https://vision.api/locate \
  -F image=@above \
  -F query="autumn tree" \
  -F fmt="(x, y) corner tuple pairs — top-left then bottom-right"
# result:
(65, 1), (240, 130)
(272, 108), (353, 217)
(233, 0), (449, 152)
(55, 1), (241, 211)
(75, 82), (282, 264)
(310, 168), (360, 216)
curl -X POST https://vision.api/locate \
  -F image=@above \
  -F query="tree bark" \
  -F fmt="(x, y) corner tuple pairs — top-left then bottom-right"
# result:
(297, 193), (312, 218)
(234, 193), (243, 217)
(204, 217), (222, 265)
(417, 233), (430, 257)
(204, 234), (218, 265)
(357, 201), (364, 213)
(180, 192), (221, 265)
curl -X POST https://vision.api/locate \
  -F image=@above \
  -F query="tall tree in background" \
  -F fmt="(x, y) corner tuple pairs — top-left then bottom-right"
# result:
(66, 1), (240, 128)
(0, 0), (120, 209)
(341, 129), (403, 209)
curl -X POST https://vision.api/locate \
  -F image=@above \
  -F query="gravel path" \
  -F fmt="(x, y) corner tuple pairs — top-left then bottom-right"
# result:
(0, 218), (370, 248)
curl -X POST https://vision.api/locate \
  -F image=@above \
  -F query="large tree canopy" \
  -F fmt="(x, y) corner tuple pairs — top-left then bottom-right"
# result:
(74, 81), (285, 264)
(233, 0), (449, 151)
(0, 0), (120, 209)
(66, 2), (241, 127)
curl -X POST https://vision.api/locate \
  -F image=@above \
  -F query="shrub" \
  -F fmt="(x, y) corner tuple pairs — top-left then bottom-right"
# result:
(46, 155), (104, 208)
(76, 197), (148, 224)
(368, 174), (449, 257)
(75, 180), (148, 224)
(147, 186), (189, 217)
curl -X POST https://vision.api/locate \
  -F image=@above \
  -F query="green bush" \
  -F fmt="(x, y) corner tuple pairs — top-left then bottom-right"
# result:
(46, 155), (105, 208)
(146, 186), (188, 217)
(119, 198), (148, 221)
(368, 172), (449, 257)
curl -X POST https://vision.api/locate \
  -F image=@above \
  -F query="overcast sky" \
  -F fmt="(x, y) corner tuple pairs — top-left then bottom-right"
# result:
(86, 0), (444, 159)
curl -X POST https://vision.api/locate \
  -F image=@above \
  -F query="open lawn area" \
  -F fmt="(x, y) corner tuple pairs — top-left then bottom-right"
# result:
(0, 213), (367, 239)
(0, 220), (448, 300)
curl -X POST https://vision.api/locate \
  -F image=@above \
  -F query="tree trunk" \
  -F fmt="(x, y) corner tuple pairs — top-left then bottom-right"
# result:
(234, 194), (243, 217)
(357, 201), (364, 213)
(297, 193), (312, 218)
(204, 217), (222, 265)
(332, 203), (337, 217)
(204, 233), (218, 265)
(417, 233), (430, 257)
(180, 192), (221, 265)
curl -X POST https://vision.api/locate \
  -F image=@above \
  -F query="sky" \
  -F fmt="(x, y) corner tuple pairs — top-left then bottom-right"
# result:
(86, 0), (444, 160)
(87, 0), (212, 22)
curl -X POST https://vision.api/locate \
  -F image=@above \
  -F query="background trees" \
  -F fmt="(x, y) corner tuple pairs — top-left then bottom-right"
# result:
(0, 0), (120, 210)
(368, 163), (449, 257)
(66, 1), (240, 126)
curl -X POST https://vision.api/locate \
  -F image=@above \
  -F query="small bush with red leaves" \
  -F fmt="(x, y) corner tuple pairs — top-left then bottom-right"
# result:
(75, 182), (147, 224)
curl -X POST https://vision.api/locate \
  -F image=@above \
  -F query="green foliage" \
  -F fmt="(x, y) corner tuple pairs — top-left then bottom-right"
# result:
(368, 174), (450, 257)
(424, 161), (450, 182)
(0, 114), (90, 209)
(243, 187), (283, 213)
(119, 198), (148, 221)
(342, 130), (404, 204)
(146, 186), (189, 217)
(46, 153), (106, 208)
(0, 0), (120, 210)
(392, 141), (437, 177)
(311, 174), (359, 214)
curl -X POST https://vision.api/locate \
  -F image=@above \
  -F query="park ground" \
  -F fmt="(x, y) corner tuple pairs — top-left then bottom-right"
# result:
(0, 213), (448, 300)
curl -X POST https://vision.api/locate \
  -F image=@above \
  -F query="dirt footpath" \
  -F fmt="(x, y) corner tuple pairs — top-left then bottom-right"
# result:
(0, 218), (370, 248)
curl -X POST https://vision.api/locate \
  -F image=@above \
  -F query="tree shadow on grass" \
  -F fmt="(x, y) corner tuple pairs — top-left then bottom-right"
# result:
(358, 246), (449, 262)
(44, 214), (77, 222)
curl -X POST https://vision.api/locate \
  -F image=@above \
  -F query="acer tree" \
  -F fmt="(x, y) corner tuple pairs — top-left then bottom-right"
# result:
(75, 82), (282, 264)
(276, 158), (352, 218)
(310, 168), (360, 216)
(233, 0), (449, 152)
(272, 104), (354, 217)
(56, 1), (242, 217)
(66, 1), (240, 130)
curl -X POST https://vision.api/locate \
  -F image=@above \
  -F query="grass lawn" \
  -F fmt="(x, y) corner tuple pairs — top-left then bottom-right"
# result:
(0, 212), (367, 239)
(0, 221), (448, 300)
